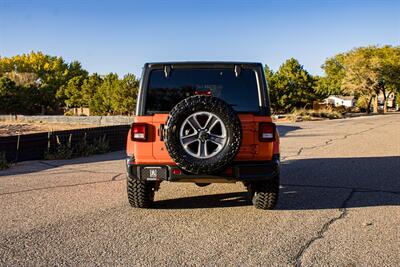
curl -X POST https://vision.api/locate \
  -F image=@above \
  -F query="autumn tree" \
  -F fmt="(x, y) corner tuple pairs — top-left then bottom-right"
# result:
(316, 53), (347, 97)
(374, 46), (400, 112)
(0, 52), (87, 114)
(341, 45), (400, 113)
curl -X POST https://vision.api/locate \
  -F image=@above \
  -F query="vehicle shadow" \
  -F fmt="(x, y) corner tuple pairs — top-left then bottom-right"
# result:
(155, 156), (400, 210)
(276, 125), (302, 137)
(155, 192), (249, 209)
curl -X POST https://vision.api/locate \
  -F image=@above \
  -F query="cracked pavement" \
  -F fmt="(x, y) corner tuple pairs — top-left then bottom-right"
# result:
(1, 114), (399, 266)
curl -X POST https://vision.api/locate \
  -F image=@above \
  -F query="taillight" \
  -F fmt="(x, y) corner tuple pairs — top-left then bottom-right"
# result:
(172, 169), (182, 175)
(259, 122), (276, 142)
(131, 123), (147, 141)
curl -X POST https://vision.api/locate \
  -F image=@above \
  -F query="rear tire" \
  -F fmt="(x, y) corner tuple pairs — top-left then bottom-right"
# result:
(127, 176), (155, 208)
(164, 96), (242, 175)
(249, 176), (279, 210)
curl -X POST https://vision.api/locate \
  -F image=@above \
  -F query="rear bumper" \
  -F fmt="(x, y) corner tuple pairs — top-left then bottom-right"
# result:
(126, 155), (280, 183)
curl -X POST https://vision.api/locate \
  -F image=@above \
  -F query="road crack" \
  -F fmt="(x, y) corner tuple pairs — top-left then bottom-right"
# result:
(0, 173), (125, 196)
(282, 120), (396, 161)
(294, 189), (356, 267)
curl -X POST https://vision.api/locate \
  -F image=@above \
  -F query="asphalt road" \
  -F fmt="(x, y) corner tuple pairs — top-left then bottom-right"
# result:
(1, 114), (399, 266)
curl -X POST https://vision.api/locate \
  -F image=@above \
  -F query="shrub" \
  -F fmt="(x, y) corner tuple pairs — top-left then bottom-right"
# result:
(45, 134), (73, 160)
(290, 107), (343, 121)
(0, 151), (10, 170)
(64, 110), (74, 116)
(45, 134), (110, 160)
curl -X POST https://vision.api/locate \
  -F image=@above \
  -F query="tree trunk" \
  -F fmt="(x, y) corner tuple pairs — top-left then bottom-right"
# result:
(383, 91), (387, 113)
(373, 95), (378, 113)
(366, 96), (372, 114)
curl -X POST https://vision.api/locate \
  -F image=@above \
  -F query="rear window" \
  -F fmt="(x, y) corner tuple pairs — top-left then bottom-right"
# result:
(145, 68), (261, 114)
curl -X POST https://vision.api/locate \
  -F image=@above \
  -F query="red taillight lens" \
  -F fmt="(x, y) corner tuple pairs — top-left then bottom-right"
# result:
(259, 123), (276, 142)
(172, 169), (182, 175)
(194, 89), (212, 96)
(131, 123), (147, 141)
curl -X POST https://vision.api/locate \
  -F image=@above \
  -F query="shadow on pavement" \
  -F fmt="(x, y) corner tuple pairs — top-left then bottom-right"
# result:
(155, 192), (249, 209)
(0, 151), (126, 176)
(277, 125), (302, 137)
(155, 156), (400, 210)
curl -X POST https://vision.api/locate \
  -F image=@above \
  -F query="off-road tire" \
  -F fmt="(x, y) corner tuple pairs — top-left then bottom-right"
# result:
(127, 175), (155, 208)
(250, 176), (279, 210)
(164, 95), (242, 174)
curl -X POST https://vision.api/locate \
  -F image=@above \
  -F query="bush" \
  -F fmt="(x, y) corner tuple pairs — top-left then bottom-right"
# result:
(290, 107), (343, 121)
(45, 134), (110, 160)
(45, 134), (73, 160)
(0, 151), (10, 170)
(64, 110), (74, 116)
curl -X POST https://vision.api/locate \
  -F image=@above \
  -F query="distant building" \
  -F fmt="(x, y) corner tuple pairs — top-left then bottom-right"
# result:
(65, 107), (91, 116)
(378, 92), (396, 110)
(323, 95), (355, 108)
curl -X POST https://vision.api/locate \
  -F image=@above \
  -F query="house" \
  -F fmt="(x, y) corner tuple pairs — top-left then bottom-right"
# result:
(378, 91), (396, 110)
(323, 95), (355, 108)
(64, 107), (91, 116)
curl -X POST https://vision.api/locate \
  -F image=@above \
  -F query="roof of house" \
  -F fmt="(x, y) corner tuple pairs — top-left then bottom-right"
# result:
(327, 95), (355, 100)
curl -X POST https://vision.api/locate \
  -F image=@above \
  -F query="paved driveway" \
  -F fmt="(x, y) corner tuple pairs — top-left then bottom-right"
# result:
(1, 114), (399, 266)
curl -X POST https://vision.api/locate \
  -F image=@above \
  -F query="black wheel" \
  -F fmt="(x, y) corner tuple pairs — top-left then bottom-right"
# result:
(249, 176), (279, 210)
(127, 175), (155, 208)
(164, 96), (242, 174)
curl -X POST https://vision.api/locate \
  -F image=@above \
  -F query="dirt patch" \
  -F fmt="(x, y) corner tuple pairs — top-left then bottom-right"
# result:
(0, 121), (97, 136)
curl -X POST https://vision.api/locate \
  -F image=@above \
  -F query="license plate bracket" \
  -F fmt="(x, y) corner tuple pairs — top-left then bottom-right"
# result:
(141, 166), (167, 181)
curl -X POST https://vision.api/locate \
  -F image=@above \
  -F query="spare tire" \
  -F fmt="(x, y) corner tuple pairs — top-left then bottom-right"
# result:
(164, 95), (242, 174)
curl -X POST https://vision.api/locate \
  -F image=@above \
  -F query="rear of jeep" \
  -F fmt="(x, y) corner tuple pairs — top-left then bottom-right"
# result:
(126, 62), (280, 209)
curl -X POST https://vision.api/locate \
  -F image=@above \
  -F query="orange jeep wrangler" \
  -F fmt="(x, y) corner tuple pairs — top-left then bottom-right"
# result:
(126, 62), (280, 209)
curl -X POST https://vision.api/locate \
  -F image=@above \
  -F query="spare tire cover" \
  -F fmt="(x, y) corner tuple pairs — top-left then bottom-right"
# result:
(164, 95), (242, 174)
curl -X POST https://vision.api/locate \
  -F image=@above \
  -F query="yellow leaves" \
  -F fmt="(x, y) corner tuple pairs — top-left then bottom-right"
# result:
(44, 62), (50, 71)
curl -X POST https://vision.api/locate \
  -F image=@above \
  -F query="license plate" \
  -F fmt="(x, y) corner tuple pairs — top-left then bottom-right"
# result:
(142, 167), (167, 180)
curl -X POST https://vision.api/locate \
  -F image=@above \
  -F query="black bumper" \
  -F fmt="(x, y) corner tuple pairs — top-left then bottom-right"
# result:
(126, 155), (280, 183)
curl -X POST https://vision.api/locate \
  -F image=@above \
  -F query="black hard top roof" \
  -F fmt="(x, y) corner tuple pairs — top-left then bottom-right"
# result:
(146, 61), (263, 68)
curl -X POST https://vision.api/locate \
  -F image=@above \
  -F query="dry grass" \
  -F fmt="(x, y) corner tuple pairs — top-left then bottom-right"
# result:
(289, 107), (343, 122)
(0, 121), (96, 136)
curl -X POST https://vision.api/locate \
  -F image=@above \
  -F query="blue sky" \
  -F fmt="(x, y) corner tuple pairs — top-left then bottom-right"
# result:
(0, 0), (399, 77)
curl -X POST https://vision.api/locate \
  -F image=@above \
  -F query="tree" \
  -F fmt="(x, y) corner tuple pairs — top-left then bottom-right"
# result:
(316, 53), (346, 97)
(56, 76), (86, 108)
(91, 73), (120, 115)
(0, 51), (87, 114)
(341, 45), (400, 113)
(83, 73), (103, 109)
(0, 77), (39, 114)
(0, 77), (19, 113)
(265, 58), (317, 113)
(374, 46), (400, 112)
(341, 47), (378, 113)
(112, 73), (139, 115)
